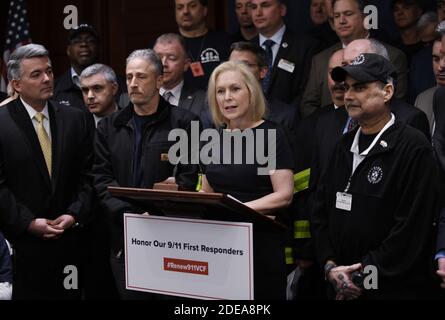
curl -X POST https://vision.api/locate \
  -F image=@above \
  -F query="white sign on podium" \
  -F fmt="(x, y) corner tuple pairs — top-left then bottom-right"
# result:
(124, 214), (254, 300)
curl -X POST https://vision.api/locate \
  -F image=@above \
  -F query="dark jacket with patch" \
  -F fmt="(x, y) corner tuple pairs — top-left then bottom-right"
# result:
(93, 98), (199, 252)
(312, 121), (438, 296)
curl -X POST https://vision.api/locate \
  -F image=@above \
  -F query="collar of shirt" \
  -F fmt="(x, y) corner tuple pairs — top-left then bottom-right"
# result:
(21, 97), (50, 121)
(93, 105), (118, 127)
(21, 97), (52, 141)
(71, 67), (81, 88)
(160, 80), (184, 107)
(260, 25), (286, 64)
(350, 113), (395, 174)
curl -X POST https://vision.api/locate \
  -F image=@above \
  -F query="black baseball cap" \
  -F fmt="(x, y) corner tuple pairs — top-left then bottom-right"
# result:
(69, 24), (99, 43)
(331, 53), (397, 84)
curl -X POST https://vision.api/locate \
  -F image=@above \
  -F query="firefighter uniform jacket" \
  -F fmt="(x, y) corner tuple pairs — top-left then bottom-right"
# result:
(312, 120), (438, 297)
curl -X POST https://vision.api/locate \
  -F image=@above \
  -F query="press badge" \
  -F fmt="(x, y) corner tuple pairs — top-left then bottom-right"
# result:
(336, 192), (352, 212)
(278, 59), (295, 73)
(190, 62), (205, 77)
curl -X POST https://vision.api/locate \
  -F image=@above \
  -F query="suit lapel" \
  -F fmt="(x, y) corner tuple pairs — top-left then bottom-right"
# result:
(335, 106), (349, 136)
(268, 31), (291, 94)
(179, 85), (195, 112)
(8, 99), (52, 189)
(49, 102), (62, 192)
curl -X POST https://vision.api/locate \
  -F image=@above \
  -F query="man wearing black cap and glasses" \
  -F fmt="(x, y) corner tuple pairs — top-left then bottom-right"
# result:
(312, 53), (439, 299)
(54, 24), (127, 111)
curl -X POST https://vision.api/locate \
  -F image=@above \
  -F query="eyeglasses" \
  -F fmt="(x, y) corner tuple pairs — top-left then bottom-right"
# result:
(70, 37), (97, 45)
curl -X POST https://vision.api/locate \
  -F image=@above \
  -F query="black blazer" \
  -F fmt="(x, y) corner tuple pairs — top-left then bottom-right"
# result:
(253, 29), (317, 108)
(433, 87), (445, 252)
(0, 91), (7, 103)
(0, 99), (94, 299)
(391, 98), (431, 141)
(0, 99), (94, 239)
(179, 83), (207, 118)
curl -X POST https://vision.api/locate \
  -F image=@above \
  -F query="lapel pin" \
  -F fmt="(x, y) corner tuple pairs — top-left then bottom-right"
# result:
(380, 140), (388, 148)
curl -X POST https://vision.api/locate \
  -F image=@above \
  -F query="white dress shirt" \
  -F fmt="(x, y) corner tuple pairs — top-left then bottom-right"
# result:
(160, 81), (184, 107)
(21, 97), (52, 142)
(259, 25), (286, 67)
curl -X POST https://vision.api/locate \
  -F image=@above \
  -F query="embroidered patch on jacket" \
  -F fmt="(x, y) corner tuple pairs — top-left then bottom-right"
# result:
(367, 166), (383, 184)
(351, 54), (365, 65)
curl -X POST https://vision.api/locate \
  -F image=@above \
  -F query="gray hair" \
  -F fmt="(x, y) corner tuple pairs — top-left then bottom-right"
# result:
(7, 43), (51, 81)
(6, 82), (15, 97)
(126, 49), (163, 76)
(154, 33), (188, 57)
(417, 11), (438, 32)
(437, 20), (445, 37)
(80, 63), (117, 84)
(369, 39), (390, 61)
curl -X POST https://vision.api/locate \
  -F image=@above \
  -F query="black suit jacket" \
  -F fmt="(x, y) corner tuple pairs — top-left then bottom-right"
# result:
(0, 99), (94, 299)
(179, 83), (207, 119)
(433, 87), (445, 252)
(266, 98), (300, 135)
(0, 91), (7, 103)
(310, 105), (349, 187)
(253, 29), (317, 108)
(391, 98), (431, 141)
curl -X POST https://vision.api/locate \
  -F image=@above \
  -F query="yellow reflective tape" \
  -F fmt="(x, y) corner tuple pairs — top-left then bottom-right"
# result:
(285, 247), (293, 265)
(294, 220), (311, 239)
(294, 168), (311, 193)
(196, 173), (203, 192)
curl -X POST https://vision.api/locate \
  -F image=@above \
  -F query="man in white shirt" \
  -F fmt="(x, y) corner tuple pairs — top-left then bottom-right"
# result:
(250, 0), (317, 108)
(153, 33), (207, 119)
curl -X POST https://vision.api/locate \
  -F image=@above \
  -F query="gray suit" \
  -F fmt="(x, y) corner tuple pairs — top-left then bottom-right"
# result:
(415, 86), (438, 134)
(300, 41), (408, 118)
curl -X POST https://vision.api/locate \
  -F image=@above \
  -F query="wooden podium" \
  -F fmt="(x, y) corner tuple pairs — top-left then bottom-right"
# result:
(109, 187), (288, 299)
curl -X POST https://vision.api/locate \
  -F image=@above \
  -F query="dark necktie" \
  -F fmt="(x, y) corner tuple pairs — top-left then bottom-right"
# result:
(163, 91), (173, 104)
(262, 39), (275, 93)
(347, 118), (358, 132)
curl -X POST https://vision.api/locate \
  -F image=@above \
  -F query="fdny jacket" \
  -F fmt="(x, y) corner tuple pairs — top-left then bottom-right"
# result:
(312, 120), (438, 295)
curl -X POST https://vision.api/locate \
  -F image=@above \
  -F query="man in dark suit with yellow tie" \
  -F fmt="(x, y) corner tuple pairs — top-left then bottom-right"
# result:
(0, 44), (94, 299)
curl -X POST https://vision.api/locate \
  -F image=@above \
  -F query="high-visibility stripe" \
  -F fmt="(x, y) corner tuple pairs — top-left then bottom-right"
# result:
(196, 174), (203, 192)
(294, 220), (311, 239)
(294, 168), (311, 194)
(285, 247), (294, 265)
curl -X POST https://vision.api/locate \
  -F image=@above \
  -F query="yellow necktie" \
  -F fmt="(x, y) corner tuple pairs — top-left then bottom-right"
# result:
(34, 112), (52, 177)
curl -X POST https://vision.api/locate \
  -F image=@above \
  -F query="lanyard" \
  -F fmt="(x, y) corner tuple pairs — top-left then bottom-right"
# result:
(344, 113), (395, 192)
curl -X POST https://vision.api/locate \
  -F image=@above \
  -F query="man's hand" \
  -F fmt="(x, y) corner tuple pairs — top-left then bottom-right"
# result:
(327, 263), (363, 300)
(28, 218), (64, 240)
(50, 215), (76, 230)
(161, 177), (176, 185)
(437, 258), (445, 289)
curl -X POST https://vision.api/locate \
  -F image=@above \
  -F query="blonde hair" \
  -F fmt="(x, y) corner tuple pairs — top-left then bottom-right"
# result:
(207, 61), (266, 127)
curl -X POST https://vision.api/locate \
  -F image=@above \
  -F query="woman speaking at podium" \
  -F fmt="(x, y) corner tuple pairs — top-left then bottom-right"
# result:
(200, 61), (295, 299)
